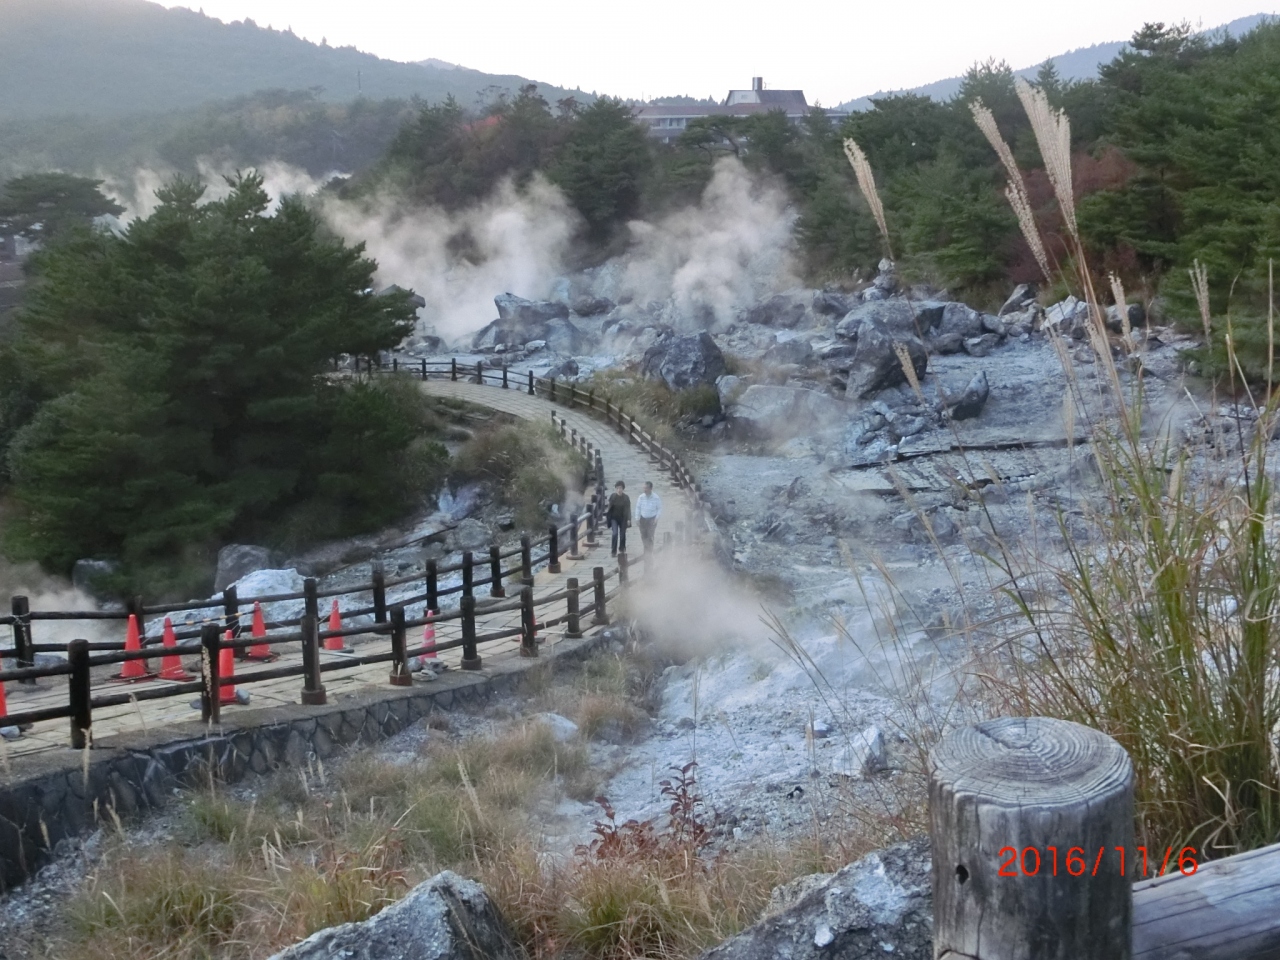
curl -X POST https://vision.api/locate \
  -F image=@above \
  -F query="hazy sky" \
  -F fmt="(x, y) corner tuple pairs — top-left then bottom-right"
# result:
(158, 1), (1272, 104)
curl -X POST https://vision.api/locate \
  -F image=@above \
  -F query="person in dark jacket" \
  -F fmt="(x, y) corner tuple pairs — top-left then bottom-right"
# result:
(606, 481), (631, 556)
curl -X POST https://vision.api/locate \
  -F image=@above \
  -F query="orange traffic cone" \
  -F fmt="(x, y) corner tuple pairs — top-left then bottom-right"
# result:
(324, 600), (346, 651)
(115, 614), (154, 681)
(246, 602), (275, 661)
(420, 618), (437, 659)
(158, 617), (195, 681)
(219, 631), (238, 704)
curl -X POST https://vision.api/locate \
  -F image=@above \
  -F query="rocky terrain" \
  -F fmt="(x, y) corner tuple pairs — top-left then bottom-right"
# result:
(1, 258), (1242, 958)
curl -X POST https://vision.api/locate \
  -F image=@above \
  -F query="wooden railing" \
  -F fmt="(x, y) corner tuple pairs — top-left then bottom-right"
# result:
(1, 367), (707, 746)
(365, 356), (715, 536)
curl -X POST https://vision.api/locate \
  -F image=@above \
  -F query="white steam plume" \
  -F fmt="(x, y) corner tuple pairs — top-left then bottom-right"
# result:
(616, 158), (798, 329)
(320, 174), (579, 344)
(102, 159), (343, 223)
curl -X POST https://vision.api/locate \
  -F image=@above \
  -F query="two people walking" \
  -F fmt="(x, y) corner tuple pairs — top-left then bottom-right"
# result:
(606, 480), (662, 556)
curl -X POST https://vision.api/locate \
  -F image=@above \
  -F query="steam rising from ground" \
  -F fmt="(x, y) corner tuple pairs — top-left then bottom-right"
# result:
(618, 158), (799, 328)
(0, 558), (111, 647)
(103, 159), (341, 223)
(622, 552), (778, 656)
(103, 155), (799, 344)
(325, 157), (798, 343)
(321, 175), (579, 343)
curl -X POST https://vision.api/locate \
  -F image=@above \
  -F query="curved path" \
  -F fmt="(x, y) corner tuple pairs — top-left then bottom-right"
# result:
(3, 381), (690, 759)
(420, 378), (687, 515)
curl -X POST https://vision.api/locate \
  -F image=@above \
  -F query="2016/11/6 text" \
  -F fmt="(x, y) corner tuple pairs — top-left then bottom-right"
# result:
(996, 846), (1199, 877)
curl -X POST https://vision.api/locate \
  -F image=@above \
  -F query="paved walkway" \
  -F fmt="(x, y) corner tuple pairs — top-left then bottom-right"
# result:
(1, 380), (689, 760)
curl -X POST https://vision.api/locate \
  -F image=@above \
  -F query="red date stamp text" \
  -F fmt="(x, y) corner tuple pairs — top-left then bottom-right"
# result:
(996, 846), (1199, 878)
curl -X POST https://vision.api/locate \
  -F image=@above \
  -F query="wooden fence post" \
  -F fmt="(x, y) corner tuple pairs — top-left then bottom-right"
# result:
(11, 595), (33, 683)
(426, 560), (439, 615)
(300, 613), (326, 705)
(502, 365), (509, 389)
(568, 513), (582, 560)
(520, 535), (533, 586)
(549, 377), (557, 402)
(223, 585), (241, 662)
(527, 370), (534, 395)
(420, 358), (427, 380)
(459, 596), (481, 670)
(304, 577), (318, 622)
(389, 605), (411, 686)
(475, 360), (483, 384)
(565, 577), (582, 639)
(462, 551), (474, 598)
(520, 586), (537, 657)
(392, 357), (398, 373)
(200, 623), (221, 724)
(592, 566), (608, 625)
(586, 500), (598, 547)
(372, 562), (387, 626)
(451, 358), (458, 381)
(930, 716), (1134, 960)
(489, 545), (505, 598)
(617, 551), (628, 586)
(68, 638), (91, 749)
(547, 525), (561, 574)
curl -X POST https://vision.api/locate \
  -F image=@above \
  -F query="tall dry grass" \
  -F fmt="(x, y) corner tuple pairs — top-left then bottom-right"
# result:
(974, 82), (1280, 854)
(843, 76), (1280, 857)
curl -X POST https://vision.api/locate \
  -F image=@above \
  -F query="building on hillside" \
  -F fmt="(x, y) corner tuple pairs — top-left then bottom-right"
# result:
(635, 77), (844, 143)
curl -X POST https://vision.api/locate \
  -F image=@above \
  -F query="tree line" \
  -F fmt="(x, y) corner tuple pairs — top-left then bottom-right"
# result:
(1, 19), (1274, 592)
(355, 20), (1277, 328)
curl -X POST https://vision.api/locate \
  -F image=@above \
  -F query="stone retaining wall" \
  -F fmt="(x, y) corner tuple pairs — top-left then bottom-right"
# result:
(0, 629), (613, 891)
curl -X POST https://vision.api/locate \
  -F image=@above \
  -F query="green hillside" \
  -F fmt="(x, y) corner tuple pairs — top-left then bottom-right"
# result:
(0, 0), (588, 121)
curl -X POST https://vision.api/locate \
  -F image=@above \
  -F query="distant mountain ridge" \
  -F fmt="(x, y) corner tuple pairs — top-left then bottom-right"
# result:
(836, 13), (1273, 110)
(0, 0), (591, 122)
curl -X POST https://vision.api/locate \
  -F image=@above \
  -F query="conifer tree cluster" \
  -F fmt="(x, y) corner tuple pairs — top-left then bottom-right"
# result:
(0, 173), (445, 594)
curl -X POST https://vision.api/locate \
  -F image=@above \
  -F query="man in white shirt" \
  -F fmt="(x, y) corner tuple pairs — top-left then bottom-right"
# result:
(634, 481), (662, 553)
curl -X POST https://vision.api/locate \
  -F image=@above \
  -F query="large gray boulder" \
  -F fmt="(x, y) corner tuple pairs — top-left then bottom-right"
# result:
(698, 838), (932, 960)
(1044, 296), (1090, 338)
(544, 317), (587, 355)
(835, 301), (921, 340)
(999, 282), (1037, 316)
(949, 370), (990, 421)
(473, 294), (571, 350)
(935, 302), (985, 339)
(742, 293), (808, 328)
(571, 295), (614, 316)
(729, 385), (844, 437)
(641, 332), (727, 391)
(813, 290), (853, 317)
(841, 318), (927, 400)
(215, 544), (274, 592)
(494, 293), (568, 326)
(267, 871), (521, 960)
(716, 374), (746, 408)
(764, 335), (814, 367)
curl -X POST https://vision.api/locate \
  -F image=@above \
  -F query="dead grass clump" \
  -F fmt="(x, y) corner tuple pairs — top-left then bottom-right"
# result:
(451, 423), (587, 531)
(65, 849), (244, 954)
(588, 370), (719, 432)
